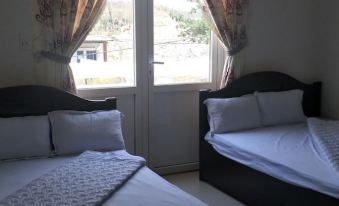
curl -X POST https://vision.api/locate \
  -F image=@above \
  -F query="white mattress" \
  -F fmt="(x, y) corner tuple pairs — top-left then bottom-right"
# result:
(0, 150), (206, 206)
(206, 123), (339, 199)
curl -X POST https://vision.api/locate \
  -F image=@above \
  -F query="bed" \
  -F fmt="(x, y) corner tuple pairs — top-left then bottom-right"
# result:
(199, 71), (339, 205)
(0, 85), (206, 206)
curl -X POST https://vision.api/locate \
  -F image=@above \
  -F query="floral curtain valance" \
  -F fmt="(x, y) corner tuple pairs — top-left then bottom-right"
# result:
(203, 0), (249, 88)
(36, 0), (106, 94)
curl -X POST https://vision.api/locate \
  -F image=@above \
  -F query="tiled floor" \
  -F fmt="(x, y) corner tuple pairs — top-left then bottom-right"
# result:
(163, 171), (245, 206)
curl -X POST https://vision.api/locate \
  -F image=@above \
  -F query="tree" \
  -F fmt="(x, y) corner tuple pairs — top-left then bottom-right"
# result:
(169, 7), (209, 44)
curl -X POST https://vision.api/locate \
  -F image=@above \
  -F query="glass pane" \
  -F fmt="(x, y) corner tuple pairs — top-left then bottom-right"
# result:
(71, 0), (134, 89)
(154, 0), (210, 85)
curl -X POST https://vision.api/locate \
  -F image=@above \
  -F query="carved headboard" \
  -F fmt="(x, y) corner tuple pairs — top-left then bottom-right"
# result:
(199, 71), (321, 142)
(0, 85), (116, 117)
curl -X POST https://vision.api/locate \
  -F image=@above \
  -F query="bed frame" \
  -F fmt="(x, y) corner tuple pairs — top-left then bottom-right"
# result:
(0, 85), (116, 117)
(199, 71), (339, 205)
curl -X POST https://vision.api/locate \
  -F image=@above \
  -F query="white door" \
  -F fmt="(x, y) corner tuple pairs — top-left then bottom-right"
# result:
(147, 0), (220, 173)
(73, 0), (222, 172)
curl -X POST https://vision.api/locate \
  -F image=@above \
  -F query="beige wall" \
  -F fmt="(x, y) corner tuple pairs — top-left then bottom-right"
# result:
(0, 0), (37, 87)
(1, 0), (339, 118)
(243, 0), (339, 118)
(243, 0), (322, 83)
(319, 1), (339, 118)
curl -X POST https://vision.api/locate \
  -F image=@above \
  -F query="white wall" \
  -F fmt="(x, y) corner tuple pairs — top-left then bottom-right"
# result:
(0, 0), (37, 87)
(243, 0), (322, 83)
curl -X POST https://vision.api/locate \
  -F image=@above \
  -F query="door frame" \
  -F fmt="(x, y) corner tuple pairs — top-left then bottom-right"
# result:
(77, 0), (224, 166)
(147, 0), (221, 170)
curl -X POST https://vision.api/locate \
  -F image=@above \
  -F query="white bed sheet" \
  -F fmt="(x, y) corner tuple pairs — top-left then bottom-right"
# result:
(206, 123), (339, 199)
(0, 150), (206, 206)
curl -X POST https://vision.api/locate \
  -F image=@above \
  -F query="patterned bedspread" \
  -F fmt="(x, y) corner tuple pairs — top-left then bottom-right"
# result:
(308, 118), (339, 174)
(0, 151), (145, 206)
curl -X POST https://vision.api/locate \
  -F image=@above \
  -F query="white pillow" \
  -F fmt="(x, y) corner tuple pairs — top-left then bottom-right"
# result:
(0, 116), (51, 160)
(204, 95), (261, 134)
(255, 89), (306, 126)
(49, 110), (125, 155)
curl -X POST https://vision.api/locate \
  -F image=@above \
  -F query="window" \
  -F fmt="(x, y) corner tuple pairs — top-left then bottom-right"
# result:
(72, 0), (213, 89)
(153, 0), (211, 85)
(86, 50), (97, 61)
(76, 51), (84, 63)
(71, 0), (134, 89)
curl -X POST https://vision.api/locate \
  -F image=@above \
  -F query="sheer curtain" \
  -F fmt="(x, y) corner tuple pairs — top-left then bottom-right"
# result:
(203, 0), (249, 88)
(36, 0), (106, 94)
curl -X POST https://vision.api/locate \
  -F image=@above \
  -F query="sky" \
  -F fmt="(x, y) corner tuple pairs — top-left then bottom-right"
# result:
(109, 0), (198, 12)
(155, 0), (197, 11)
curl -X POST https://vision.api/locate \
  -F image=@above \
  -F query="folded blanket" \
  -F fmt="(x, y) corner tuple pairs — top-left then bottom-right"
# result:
(307, 118), (339, 174)
(0, 151), (145, 206)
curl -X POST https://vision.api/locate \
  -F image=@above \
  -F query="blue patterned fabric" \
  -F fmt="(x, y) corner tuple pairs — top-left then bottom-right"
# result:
(0, 151), (145, 206)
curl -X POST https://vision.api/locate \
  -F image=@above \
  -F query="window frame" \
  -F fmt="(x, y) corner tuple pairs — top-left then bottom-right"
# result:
(77, 0), (223, 97)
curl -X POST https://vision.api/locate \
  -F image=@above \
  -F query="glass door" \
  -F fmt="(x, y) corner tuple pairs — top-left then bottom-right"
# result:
(73, 0), (219, 170)
(71, 0), (135, 89)
(153, 0), (211, 86)
(148, 0), (217, 171)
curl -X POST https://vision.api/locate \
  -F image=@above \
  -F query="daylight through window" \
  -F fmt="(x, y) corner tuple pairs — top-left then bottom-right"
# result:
(71, 0), (134, 89)
(154, 0), (211, 85)
(71, 0), (211, 89)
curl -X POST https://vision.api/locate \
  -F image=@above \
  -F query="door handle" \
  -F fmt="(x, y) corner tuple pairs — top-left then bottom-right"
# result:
(150, 61), (164, 65)
(149, 61), (164, 78)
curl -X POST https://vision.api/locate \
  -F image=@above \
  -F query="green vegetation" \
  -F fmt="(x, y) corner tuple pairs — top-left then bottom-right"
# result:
(90, 0), (209, 43)
(90, 1), (133, 36)
(169, 0), (209, 43)
(170, 11), (209, 44)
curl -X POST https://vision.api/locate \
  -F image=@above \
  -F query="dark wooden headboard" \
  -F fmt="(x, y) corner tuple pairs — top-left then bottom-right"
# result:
(0, 85), (116, 117)
(199, 71), (321, 143)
